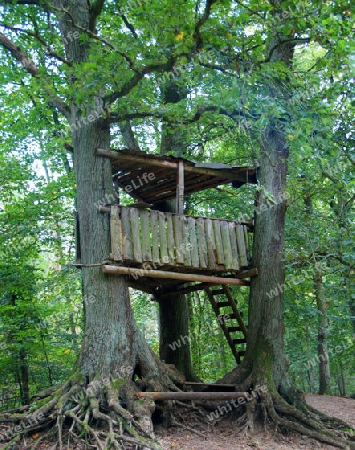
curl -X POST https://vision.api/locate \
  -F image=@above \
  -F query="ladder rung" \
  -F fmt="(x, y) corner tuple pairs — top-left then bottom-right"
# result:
(227, 327), (241, 332)
(227, 314), (236, 319)
(233, 339), (247, 345)
(216, 301), (230, 308)
(211, 289), (225, 295)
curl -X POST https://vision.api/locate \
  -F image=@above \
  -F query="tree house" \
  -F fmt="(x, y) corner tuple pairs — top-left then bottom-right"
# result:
(98, 148), (258, 363)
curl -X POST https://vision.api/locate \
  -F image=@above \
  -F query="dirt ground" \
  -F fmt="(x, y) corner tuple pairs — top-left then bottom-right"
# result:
(156, 395), (355, 450)
(0, 394), (354, 449)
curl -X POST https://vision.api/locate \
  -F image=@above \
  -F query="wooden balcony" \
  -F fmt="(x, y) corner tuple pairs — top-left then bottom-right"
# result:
(108, 206), (251, 275)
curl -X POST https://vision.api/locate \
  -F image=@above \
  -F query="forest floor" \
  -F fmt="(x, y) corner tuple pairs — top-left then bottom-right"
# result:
(156, 394), (355, 450)
(0, 394), (354, 449)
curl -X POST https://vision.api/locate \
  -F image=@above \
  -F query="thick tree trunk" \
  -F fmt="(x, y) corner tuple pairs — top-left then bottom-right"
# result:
(315, 267), (331, 395)
(156, 81), (198, 381)
(246, 121), (296, 401)
(73, 118), (137, 379)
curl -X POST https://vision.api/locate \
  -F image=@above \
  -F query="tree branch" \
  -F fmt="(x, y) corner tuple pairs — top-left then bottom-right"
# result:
(120, 13), (138, 39)
(104, 59), (177, 105)
(110, 104), (256, 125)
(193, 0), (217, 49)
(0, 23), (72, 66)
(0, 31), (69, 118)
(89, 0), (106, 32)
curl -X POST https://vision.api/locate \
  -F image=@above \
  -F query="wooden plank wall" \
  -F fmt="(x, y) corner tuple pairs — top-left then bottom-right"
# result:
(110, 206), (250, 271)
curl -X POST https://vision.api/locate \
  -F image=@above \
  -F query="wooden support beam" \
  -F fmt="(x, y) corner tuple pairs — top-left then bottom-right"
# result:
(102, 265), (250, 286)
(136, 391), (248, 401)
(154, 271), (256, 299)
(235, 268), (258, 279)
(97, 148), (178, 169)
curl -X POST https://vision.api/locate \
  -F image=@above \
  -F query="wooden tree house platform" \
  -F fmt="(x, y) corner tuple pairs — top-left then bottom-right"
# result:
(98, 148), (258, 363)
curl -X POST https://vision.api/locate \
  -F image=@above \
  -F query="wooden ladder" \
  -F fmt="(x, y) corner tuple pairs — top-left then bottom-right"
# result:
(205, 285), (248, 364)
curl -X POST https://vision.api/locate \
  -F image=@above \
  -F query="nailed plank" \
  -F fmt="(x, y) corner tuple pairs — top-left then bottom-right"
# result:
(213, 220), (224, 265)
(183, 217), (192, 267)
(159, 211), (169, 265)
(173, 215), (184, 264)
(121, 207), (133, 260)
(220, 221), (233, 270)
(228, 222), (240, 271)
(140, 209), (152, 262)
(244, 225), (249, 257)
(166, 213), (176, 265)
(110, 206), (122, 261)
(236, 225), (248, 267)
(150, 210), (160, 265)
(130, 208), (142, 262)
(197, 218), (208, 268)
(176, 160), (184, 214)
(205, 219), (216, 270)
(188, 217), (199, 268)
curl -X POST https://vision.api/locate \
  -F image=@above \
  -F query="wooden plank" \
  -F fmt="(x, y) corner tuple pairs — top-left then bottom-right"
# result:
(150, 210), (160, 265)
(236, 225), (248, 267)
(176, 160), (184, 214)
(110, 206), (122, 261)
(140, 209), (152, 262)
(188, 217), (199, 268)
(213, 220), (224, 265)
(130, 208), (142, 262)
(228, 222), (240, 271)
(197, 218), (208, 268)
(244, 225), (249, 257)
(183, 217), (192, 267)
(173, 215), (184, 264)
(121, 207), (133, 260)
(166, 213), (176, 265)
(158, 211), (169, 265)
(220, 221), (233, 270)
(205, 219), (216, 270)
(136, 391), (248, 401)
(103, 265), (250, 286)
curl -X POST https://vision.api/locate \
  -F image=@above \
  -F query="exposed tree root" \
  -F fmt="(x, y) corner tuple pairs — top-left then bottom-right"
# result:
(227, 389), (355, 449)
(216, 361), (355, 448)
(0, 367), (181, 450)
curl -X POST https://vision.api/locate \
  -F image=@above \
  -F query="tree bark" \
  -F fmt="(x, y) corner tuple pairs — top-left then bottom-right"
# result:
(246, 118), (296, 401)
(315, 267), (331, 395)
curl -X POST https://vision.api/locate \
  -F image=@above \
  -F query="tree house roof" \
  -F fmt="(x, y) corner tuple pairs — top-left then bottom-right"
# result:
(97, 148), (257, 205)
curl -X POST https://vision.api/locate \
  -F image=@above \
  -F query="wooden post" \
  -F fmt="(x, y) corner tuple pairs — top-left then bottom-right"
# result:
(176, 160), (184, 215)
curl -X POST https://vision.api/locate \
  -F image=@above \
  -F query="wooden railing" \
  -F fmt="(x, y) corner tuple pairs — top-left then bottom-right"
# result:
(109, 206), (251, 273)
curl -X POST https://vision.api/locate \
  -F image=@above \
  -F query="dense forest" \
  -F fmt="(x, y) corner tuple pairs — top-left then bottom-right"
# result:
(0, 0), (354, 449)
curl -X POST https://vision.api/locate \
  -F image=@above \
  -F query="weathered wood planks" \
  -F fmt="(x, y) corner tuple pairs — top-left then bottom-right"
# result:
(109, 206), (251, 272)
